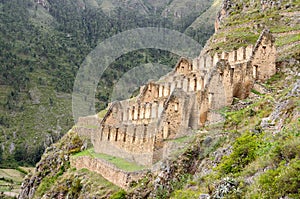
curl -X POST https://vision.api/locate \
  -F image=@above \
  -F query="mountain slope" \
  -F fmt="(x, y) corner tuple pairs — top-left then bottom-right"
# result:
(17, 0), (300, 198)
(185, 0), (222, 47)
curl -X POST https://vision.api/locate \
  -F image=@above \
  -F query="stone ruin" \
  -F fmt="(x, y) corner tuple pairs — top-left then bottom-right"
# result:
(74, 29), (276, 168)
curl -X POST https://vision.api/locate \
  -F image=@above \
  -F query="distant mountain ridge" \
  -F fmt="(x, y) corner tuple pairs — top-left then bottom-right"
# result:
(34, 0), (215, 29)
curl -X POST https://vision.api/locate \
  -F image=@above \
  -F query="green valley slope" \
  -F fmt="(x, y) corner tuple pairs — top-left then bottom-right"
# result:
(17, 0), (300, 198)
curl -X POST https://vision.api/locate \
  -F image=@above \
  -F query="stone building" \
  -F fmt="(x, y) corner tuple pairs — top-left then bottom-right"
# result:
(76, 29), (276, 167)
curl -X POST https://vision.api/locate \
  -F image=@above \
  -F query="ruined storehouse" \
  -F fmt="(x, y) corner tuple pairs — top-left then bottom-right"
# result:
(75, 30), (276, 167)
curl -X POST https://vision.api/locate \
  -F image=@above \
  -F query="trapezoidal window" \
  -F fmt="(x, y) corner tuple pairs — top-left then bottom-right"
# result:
(253, 65), (258, 79)
(115, 128), (119, 141)
(107, 127), (111, 141)
(174, 102), (179, 112)
(132, 128), (136, 143)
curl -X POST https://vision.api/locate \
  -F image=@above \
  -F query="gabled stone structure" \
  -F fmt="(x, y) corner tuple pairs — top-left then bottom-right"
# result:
(77, 29), (276, 167)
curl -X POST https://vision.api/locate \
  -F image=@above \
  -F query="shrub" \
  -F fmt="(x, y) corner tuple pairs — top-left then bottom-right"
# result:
(110, 190), (126, 199)
(256, 159), (300, 198)
(217, 132), (259, 174)
(269, 136), (300, 165)
(68, 178), (83, 198)
(251, 89), (262, 96)
(172, 189), (200, 199)
(36, 176), (57, 196)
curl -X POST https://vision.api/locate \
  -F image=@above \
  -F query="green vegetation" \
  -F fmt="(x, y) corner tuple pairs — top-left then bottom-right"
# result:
(169, 135), (195, 143)
(0, 167), (32, 197)
(98, 109), (108, 119)
(256, 157), (300, 198)
(73, 148), (146, 171)
(270, 24), (300, 33)
(210, 27), (260, 52)
(185, 0), (222, 47)
(265, 72), (284, 85)
(172, 189), (202, 199)
(217, 132), (260, 174)
(36, 167), (123, 199)
(110, 190), (127, 199)
(275, 34), (300, 47)
(6, 0), (300, 198)
(144, 54), (298, 198)
(208, 0), (300, 54)
(224, 95), (275, 130)
(36, 176), (57, 197)
(156, 174), (192, 199)
(251, 89), (263, 96)
(168, 108), (299, 198)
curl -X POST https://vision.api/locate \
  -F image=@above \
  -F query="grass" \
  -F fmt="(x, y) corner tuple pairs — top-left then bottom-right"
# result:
(195, 115), (299, 197)
(278, 43), (300, 61)
(72, 148), (146, 172)
(0, 167), (32, 195)
(208, 1), (300, 53)
(169, 135), (195, 143)
(0, 85), (10, 105)
(275, 34), (300, 47)
(251, 89), (263, 96)
(224, 94), (275, 131)
(35, 176), (57, 197)
(270, 24), (300, 33)
(0, 169), (25, 183)
(98, 109), (108, 119)
(171, 189), (202, 199)
(16, 167), (32, 175)
(210, 28), (259, 53)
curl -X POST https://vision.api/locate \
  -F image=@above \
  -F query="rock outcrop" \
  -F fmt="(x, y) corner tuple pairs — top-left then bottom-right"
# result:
(18, 131), (83, 199)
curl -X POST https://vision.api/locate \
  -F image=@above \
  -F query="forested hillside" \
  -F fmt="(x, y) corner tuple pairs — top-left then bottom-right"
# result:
(13, 0), (300, 198)
(0, 0), (218, 168)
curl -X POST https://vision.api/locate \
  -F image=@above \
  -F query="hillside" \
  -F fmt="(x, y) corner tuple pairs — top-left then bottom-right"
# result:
(0, 0), (217, 168)
(16, 0), (300, 199)
(185, 0), (222, 42)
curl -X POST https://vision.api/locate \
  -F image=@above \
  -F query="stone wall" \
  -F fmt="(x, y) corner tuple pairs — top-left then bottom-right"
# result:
(98, 82), (202, 163)
(77, 115), (99, 127)
(75, 115), (99, 138)
(156, 90), (191, 140)
(75, 127), (97, 140)
(85, 29), (277, 167)
(70, 156), (147, 189)
(175, 58), (193, 75)
(251, 30), (276, 81)
(92, 67), (207, 165)
(93, 123), (156, 166)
